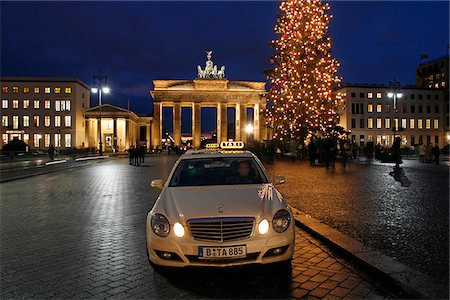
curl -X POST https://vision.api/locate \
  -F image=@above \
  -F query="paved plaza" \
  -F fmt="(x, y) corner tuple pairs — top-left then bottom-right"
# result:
(1, 156), (403, 299)
(266, 157), (449, 294)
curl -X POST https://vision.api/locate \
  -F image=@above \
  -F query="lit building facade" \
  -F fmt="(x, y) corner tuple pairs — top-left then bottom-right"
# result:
(416, 55), (449, 131)
(336, 84), (445, 148)
(1, 77), (90, 149)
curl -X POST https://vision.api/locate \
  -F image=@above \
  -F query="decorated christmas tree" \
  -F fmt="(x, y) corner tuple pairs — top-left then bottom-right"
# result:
(265, 0), (342, 142)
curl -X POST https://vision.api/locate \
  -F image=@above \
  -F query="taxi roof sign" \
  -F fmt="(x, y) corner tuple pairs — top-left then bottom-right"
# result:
(220, 141), (244, 149)
(205, 143), (220, 149)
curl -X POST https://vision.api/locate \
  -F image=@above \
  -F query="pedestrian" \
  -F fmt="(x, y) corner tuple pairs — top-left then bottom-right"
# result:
(134, 146), (140, 166)
(308, 141), (316, 166)
(341, 141), (349, 170)
(128, 146), (134, 165)
(433, 144), (440, 165)
(140, 146), (145, 164)
(424, 144), (431, 163)
(417, 143), (425, 163)
(48, 144), (55, 161)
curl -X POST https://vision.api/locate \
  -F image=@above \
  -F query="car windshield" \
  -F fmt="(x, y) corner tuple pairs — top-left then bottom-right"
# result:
(169, 157), (269, 187)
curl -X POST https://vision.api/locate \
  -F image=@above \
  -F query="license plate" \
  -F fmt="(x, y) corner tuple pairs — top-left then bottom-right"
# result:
(198, 245), (247, 259)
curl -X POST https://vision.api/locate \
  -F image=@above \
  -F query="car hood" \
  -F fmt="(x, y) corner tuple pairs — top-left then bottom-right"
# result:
(153, 184), (288, 224)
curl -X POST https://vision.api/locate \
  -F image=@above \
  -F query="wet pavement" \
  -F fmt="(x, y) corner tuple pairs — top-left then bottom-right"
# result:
(1, 156), (401, 299)
(265, 157), (449, 294)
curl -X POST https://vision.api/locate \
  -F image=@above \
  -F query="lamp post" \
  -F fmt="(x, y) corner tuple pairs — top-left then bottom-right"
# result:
(91, 75), (110, 156)
(387, 91), (403, 169)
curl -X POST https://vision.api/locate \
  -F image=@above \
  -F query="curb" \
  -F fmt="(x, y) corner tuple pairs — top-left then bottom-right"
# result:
(290, 206), (447, 299)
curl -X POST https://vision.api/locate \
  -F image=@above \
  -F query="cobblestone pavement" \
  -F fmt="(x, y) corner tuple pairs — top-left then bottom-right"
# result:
(265, 157), (449, 292)
(1, 156), (397, 298)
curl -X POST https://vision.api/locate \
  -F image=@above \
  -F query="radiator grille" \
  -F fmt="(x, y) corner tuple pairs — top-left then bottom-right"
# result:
(188, 217), (254, 242)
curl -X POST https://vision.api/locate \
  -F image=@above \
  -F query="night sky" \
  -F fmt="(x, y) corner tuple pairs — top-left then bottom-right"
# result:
(1, 1), (449, 133)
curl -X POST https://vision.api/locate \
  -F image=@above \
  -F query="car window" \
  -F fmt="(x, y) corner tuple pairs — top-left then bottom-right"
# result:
(169, 157), (269, 187)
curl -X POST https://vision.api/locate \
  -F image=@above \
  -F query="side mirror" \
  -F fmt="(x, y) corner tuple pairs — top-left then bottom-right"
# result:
(151, 179), (165, 189)
(273, 175), (285, 185)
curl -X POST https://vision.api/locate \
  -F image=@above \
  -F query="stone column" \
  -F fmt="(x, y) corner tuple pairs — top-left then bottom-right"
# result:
(239, 104), (247, 143)
(235, 104), (241, 141)
(146, 124), (151, 150)
(173, 103), (181, 147)
(97, 118), (102, 152)
(113, 118), (117, 152)
(125, 119), (130, 149)
(85, 119), (90, 147)
(217, 103), (227, 143)
(192, 103), (201, 149)
(152, 102), (162, 149)
(253, 104), (260, 141)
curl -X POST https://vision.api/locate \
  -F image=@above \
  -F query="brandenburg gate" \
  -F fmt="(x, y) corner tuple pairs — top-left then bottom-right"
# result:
(150, 52), (267, 149)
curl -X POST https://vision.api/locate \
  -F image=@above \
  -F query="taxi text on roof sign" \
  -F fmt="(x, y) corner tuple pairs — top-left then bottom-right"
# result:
(220, 141), (244, 149)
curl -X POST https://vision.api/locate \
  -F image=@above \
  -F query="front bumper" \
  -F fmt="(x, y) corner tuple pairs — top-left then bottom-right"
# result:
(146, 222), (295, 267)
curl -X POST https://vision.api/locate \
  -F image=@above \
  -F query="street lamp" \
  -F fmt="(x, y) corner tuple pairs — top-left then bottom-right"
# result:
(387, 91), (403, 169)
(91, 75), (110, 156)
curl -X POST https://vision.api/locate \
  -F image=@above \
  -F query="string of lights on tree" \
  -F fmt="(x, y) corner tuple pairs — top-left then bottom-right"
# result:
(265, 0), (344, 142)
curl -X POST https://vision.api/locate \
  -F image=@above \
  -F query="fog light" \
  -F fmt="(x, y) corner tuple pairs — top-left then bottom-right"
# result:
(162, 252), (172, 259)
(273, 248), (283, 255)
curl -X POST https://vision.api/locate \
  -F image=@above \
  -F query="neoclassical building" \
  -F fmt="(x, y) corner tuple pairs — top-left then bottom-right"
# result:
(150, 51), (267, 149)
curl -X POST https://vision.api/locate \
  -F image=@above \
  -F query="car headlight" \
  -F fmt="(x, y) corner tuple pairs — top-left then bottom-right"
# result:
(173, 222), (185, 238)
(258, 219), (269, 234)
(272, 209), (291, 233)
(151, 213), (170, 237)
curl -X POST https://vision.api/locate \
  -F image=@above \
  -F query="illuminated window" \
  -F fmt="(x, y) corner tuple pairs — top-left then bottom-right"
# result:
(418, 119), (423, 129)
(367, 104), (373, 113)
(34, 116), (39, 127)
(2, 116), (8, 127)
(65, 134), (71, 147)
(2, 99), (8, 108)
(44, 134), (50, 148)
(55, 116), (61, 127)
(13, 116), (19, 129)
(425, 119), (431, 129)
(13, 87), (19, 93)
(65, 100), (70, 111)
(45, 87), (51, 94)
(34, 134), (41, 148)
(23, 134), (29, 144)
(368, 93), (373, 99)
(394, 118), (399, 131)
(55, 101), (61, 112)
(65, 87), (72, 94)
(34, 87), (40, 94)
(2, 87), (8, 93)
(376, 92), (382, 99)
(385, 118), (390, 129)
(54, 87), (61, 94)
(55, 134), (61, 147)
(367, 134), (373, 142)
(44, 100), (50, 109)
(13, 100), (19, 108)
(385, 104), (390, 113)
(65, 116), (72, 127)
(442, 82), (446, 88)
(401, 119), (407, 130)
(367, 118), (373, 129)
(435, 83), (439, 88)
(44, 116), (50, 127)
(23, 87), (30, 93)
(3, 134), (9, 144)
(23, 100), (30, 108)
(376, 118), (382, 129)
(23, 116), (29, 127)
(410, 119), (415, 129)
(434, 119), (439, 129)
(376, 104), (382, 113)
(34, 100), (39, 109)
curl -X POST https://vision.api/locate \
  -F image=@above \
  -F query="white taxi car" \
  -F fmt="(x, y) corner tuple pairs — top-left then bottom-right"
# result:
(146, 142), (294, 267)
